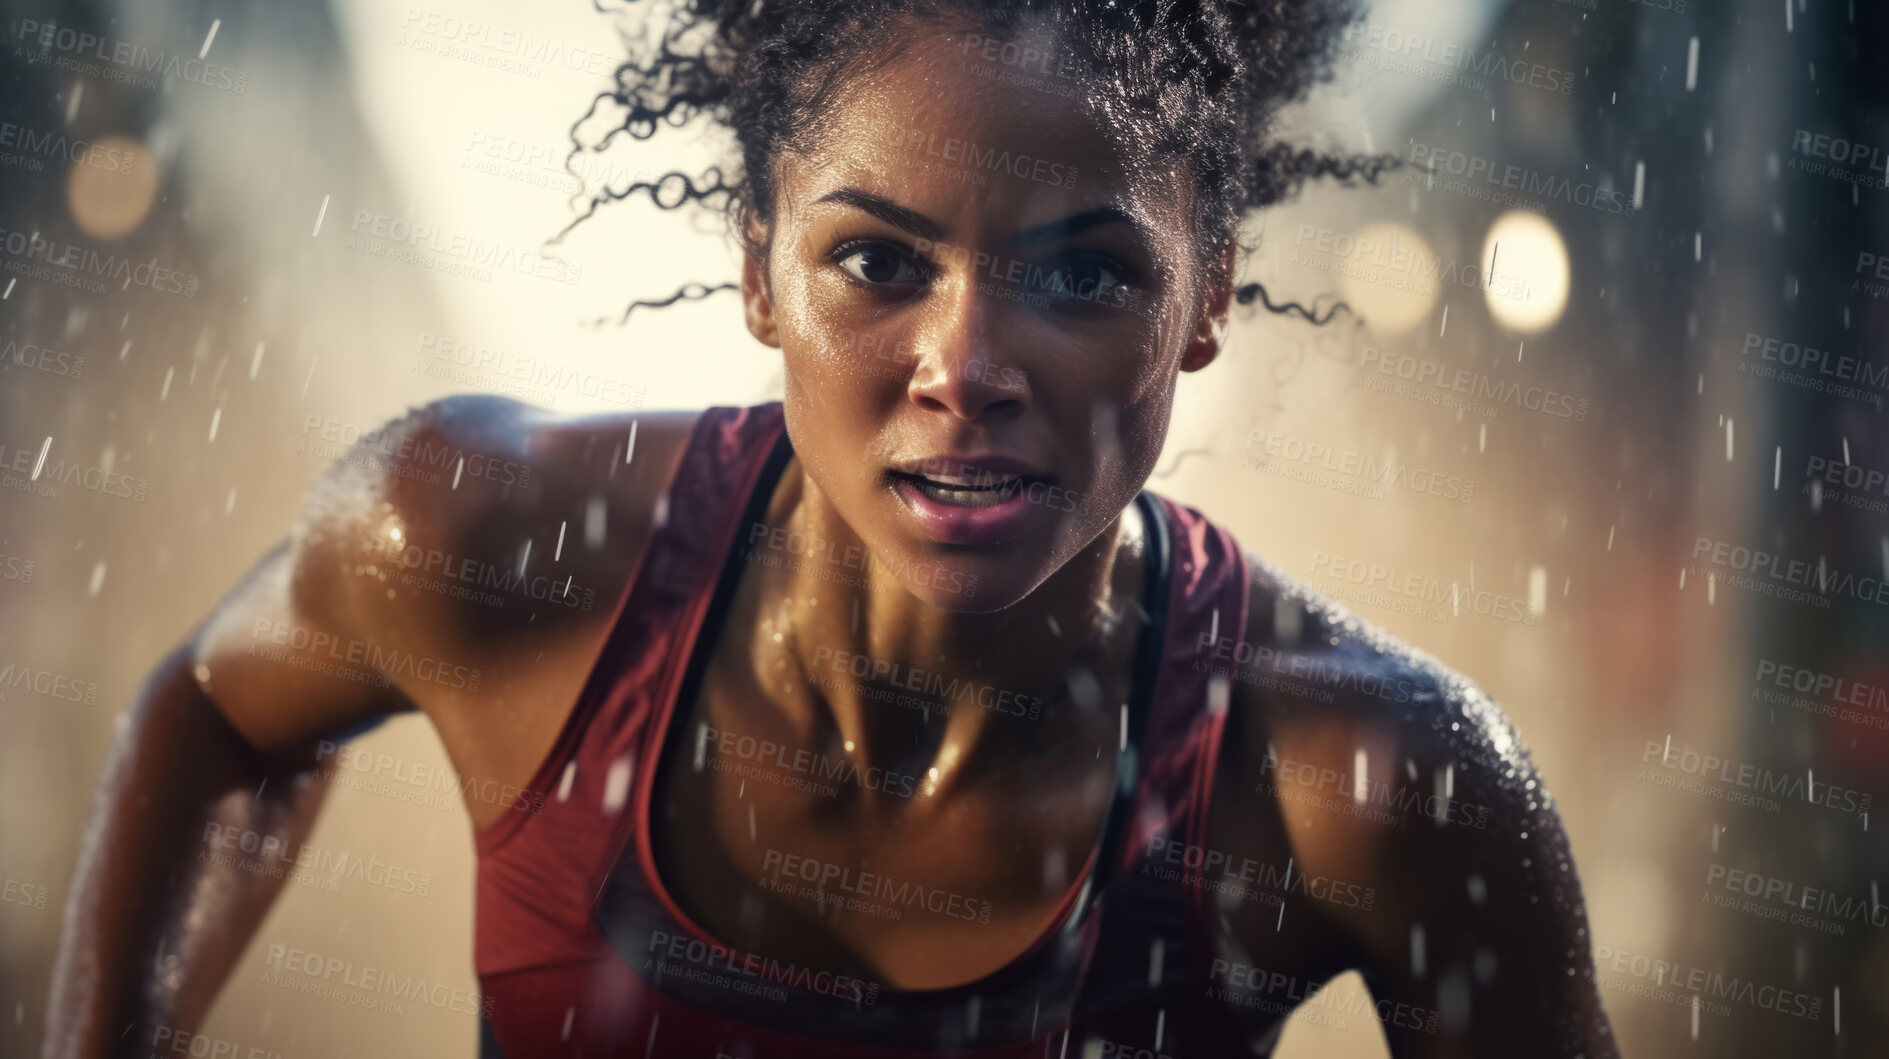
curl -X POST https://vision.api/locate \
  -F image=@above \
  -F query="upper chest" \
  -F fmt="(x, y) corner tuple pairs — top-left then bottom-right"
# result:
(646, 627), (1128, 989)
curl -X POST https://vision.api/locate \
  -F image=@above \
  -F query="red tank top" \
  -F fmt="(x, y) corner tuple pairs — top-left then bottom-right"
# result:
(472, 402), (1259, 1057)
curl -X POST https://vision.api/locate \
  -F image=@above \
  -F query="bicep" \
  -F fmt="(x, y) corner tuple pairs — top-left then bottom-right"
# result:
(188, 539), (416, 759)
(1353, 757), (1619, 1058)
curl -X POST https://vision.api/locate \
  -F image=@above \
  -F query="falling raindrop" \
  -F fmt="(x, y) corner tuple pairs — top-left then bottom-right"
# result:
(602, 757), (633, 814)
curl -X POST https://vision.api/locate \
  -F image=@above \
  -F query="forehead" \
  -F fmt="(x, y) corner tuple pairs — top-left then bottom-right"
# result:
(779, 21), (1195, 241)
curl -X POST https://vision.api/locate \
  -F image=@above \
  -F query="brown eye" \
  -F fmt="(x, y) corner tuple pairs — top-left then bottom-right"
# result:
(836, 241), (927, 287)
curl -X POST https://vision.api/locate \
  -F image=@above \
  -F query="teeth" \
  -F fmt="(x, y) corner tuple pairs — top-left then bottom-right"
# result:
(923, 473), (1017, 489)
(908, 478), (1020, 508)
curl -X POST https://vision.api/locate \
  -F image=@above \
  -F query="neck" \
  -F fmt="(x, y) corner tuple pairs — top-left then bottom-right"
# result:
(747, 461), (1147, 797)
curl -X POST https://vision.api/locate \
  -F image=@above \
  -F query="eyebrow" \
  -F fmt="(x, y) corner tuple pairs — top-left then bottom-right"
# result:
(1010, 206), (1140, 248)
(815, 188), (944, 242)
(814, 187), (1143, 248)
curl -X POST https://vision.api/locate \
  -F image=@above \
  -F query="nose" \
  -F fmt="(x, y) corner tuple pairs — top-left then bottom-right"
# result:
(906, 278), (1030, 422)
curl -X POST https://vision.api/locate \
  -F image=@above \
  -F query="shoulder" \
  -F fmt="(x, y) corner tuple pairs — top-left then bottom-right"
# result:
(1216, 543), (1616, 1049)
(286, 395), (710, 671)
(1232, 548), (1528, 767)
(1222, 546), (1554, 865)
(1204, 549), (1612, 1048)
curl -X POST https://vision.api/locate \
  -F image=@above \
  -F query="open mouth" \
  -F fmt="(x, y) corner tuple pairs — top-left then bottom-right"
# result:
(886, 469), (1031, 508)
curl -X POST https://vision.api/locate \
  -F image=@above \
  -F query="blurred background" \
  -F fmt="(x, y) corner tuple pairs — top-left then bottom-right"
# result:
(0, 0), (1884, 1055)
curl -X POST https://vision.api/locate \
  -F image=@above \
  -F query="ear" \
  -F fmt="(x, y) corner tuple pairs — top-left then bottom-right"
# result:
(741, 234), (781, 349)
(1180, 242), (1237, 373)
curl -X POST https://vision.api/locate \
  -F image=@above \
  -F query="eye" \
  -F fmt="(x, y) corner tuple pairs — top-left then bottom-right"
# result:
(1033, 253), (1130, 305)
(835, 240), (929, 287)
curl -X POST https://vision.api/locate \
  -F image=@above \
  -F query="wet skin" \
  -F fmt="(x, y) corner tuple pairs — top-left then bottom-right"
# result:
(45, 19), (1617, 1059)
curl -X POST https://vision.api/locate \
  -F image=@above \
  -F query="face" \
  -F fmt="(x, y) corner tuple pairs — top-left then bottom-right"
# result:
(743, 20), (1232, 612)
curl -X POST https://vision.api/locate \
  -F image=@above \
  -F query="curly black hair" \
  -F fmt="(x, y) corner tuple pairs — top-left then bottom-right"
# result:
(560, 0), (1395, 325)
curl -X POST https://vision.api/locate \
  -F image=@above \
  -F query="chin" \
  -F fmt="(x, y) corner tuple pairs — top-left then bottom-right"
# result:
(877, 545), (1049, 613)
(904, 579), (1014, 614)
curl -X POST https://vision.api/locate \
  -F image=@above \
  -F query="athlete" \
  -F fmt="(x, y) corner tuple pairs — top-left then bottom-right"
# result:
(45, 1), (1618, 1056)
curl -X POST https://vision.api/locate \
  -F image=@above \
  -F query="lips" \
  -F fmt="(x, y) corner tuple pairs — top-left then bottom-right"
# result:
(885, 454), (1052, 545)
(889, 454), (1049, 485)
(891, 472), (1024, 507)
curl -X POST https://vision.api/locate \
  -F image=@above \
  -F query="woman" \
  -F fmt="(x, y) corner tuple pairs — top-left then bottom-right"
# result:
(46, 1), (1618, 1056)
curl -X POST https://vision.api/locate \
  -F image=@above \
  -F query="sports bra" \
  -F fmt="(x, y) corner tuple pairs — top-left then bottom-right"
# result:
(471, 401), (1264, 1056)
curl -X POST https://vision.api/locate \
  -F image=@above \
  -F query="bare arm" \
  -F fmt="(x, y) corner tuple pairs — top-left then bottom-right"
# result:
(1234, 677), (1621, 1058)
(1212, 561), (1619, 1057)
(42, 430), (427, 1057)
(42, 616), (337, 1057)
(43, 396), (700, 1057)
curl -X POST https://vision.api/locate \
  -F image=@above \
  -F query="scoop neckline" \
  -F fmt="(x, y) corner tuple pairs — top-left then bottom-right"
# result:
(626, 417), (1175, 1001)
